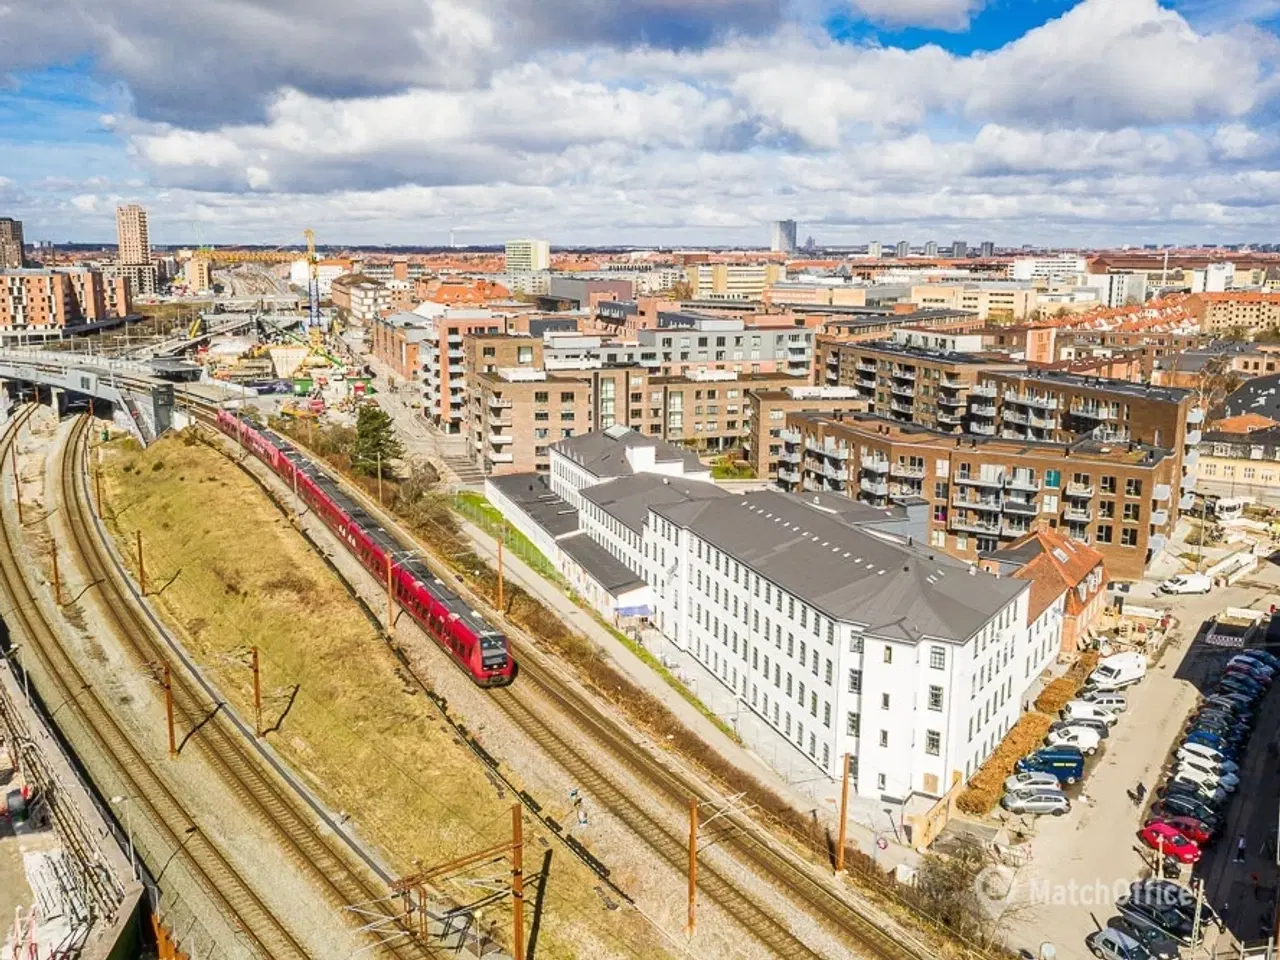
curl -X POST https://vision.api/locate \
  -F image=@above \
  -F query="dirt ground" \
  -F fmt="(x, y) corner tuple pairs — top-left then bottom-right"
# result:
(97, 429), (678, 960)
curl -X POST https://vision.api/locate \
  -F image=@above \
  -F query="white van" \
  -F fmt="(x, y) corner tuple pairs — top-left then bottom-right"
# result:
(1088, 652), (1148, 691)
(1159, 573), (1212, 595)
(1063, 700), (1120, 726)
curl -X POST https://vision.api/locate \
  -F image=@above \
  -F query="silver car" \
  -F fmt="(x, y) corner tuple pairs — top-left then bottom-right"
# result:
(1002, 788), (1070, 816)
(1004, 771), (1061, 792)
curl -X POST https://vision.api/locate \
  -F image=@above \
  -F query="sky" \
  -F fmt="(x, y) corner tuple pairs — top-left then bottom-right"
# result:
(3, 0), (1280, 248)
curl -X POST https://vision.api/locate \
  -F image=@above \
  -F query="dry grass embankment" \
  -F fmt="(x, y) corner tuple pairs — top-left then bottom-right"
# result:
(98, 430), (665, 960)
(271, 418), (1004, 960)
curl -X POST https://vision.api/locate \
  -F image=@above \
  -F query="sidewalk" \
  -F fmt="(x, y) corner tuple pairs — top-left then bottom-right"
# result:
(459, 517), (922, 873)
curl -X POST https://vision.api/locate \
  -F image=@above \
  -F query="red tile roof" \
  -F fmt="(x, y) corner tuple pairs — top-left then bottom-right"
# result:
(1004, 527), (1107, 621)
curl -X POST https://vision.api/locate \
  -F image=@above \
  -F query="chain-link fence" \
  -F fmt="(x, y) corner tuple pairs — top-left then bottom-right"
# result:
(450, 493), (565, 585)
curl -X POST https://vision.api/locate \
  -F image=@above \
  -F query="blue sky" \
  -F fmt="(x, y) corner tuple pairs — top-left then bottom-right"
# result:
(3, 0), (1280, 245)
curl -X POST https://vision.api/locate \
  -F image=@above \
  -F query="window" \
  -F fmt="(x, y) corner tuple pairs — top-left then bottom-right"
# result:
(1100, 475), (1116, 494)
(881, 693), (890, 710)
(929, 646), (945, 669)
(1098, 500), (1114, 519)
(928, 685), (944, 711)
(879, 731), (889, 748)
(823, 702), (831, 728)
(1097, 524), (1113, 544)
(1125, 478), (1142, 497)
(1122, 528), (1139, 546)
(534, 391), (549, 403)
(848, 669), (862, 693)
(925, 730), (941, 756)
(883, 646), (893, 664)
(846, 712), (860, 736)
(1123, 503), (1140, 522)
(1045, 469), (1061, 489)
(877, 773), (886, 790)
(849, 634), (863, 654)
(560, 391), (575, 403)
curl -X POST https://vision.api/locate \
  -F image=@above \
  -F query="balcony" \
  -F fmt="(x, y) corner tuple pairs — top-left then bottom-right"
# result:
(950, 516), (1001, 535)
(803, 476), (824, 493)
(1188, 406), (1205, 425)
(971, 383), (998, 398)
(1006, 473), (1041, 492)
(890, 462), (926, 479)
(857, 359), (878, 373)
(827, 354), (840, 367)
(1071, 404), (1116, 421)
(808, 438), (850, 460)
(1185, 429), (1202, 446)
(780, 427), (802, 444)
(953, 495), (1003, 512)
(955, 471), (1005, 488)
(1064, 506), (1093, 523)
(488, 451), (514, 464)
(1029, 414), (1058, 430)
(1153, 484), (1171, 502)
(971, 422), (997, 436)
(447, 348), (465, 361)
(1003, 410), (1030, 426)
(488, 433), (514, 446)
(1001, 521), (1031, 538)
(889, 400), (915, 415)
(856, 369), (877, 385)
(779, 448), (802, 464)
(892, 367), (917, 381)
(890, 383), (916, 398)
(1150, 509), (1169, 527)
(1183, 448), (1200, 468)
(937, 412), (964, 425)
(1181, 472), (1195, 491)
(488, 395), (513, 409)
(778, 467), (801, 484)
(971, 403), (997, 417)
(1003, 498), (1038, 516)
(824, 463), (850, 482)
(936, 393), (966, 408)
(863, 457), (891, 474)
(861, 478), (889, 497)
(787, 343), (809, 354)
(1148, 534), (1169, 556)
(1179, 492), (1195, 511)
(1065, 482), (1095, 498)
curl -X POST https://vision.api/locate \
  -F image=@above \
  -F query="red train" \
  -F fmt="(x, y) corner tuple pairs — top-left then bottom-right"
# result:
(216, 410), (515, 686)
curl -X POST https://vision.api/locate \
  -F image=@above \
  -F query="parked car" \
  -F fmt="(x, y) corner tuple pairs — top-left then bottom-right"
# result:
(1002, 789), (1071, 816)
(1107, 918), (1180, 960)
(1064, 700), (1121, 726)
(1240, 649), (1280, 670)
(1116, 896), (1196, 945)
(1145, 815), (1214, 845)
(1176, 750), (1240, 777)
(1051, 718), (1111, 740)
(1046, 725), (1101, 755)
(1149, 796), (1222, 832)
(1004, 771), (1061, 793)
(1085, 926), (1154, 960)
(1081, 690), (1128, 713)
(1207, 690), (1256, 711)
(1160, 780), (1228, 810)
(1183, 730), (1242, 758)
(1178, 741), (1237, 766)
(1217, 676), (1264, 699)
(1159, 573), (1212, 595)
(1191, 704), (1252, 726)
(1089, 652), (1148, 690)
(1016, 747), (1086, 784)
(1132, 879), (1222, 930)
(1172, 762), (1238, 792)
(1139, 822), (1202, 863)
(1227, 656), (1274, 679)
(1224, 664), (1271, 687)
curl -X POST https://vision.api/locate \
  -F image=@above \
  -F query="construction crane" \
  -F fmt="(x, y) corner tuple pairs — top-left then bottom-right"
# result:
(304, 228), (321, 331)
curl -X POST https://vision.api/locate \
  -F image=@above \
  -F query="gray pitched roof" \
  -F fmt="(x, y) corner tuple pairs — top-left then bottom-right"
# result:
(560, 535), (647, 594)
(551, 426), (705, 479)
(488, 474), (580, 538)
(653, 490), (1026, 643)
(1224, 374), (1280, 419)
(581, 474), (728, 534)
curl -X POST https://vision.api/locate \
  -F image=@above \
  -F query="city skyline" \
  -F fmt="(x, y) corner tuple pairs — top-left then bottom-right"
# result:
(4, 0), (1280, 246)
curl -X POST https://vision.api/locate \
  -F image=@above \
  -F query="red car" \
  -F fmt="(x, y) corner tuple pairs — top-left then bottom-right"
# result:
(1139, 822), (1202, 863)
(1145, 815), (1213, 846)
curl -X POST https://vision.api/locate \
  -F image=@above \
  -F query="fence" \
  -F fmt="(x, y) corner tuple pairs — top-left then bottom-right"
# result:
(450, 494), (566, 586)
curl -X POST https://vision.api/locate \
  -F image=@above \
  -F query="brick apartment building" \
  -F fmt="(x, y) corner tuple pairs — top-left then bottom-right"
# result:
(1187, 292), (1280, 334)
(0, 268), (132, 332)
(780, 411), (1180, 581)
(330, 274), (391, 322)
(0, 218), (24, 269)
(470, 367), (802, 475)
(909, 282), (1039, 321)
(745, 386), (867, 478)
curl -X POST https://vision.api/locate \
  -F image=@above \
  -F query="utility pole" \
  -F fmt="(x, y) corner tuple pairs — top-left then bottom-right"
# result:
(376, 451), (383, 506)
(386, 553), (395, 635)
(136, 530), (146, 595)
(251, 647), (262, 738)
(835, 753), (851, 874)
(687, 798), (698, 938)
(50, 544), (61, 606)
(12, 441), (22, 526)
(511, 805), (525, 960)
(497, 534), (504, 613)
(164, 663), (176, 758)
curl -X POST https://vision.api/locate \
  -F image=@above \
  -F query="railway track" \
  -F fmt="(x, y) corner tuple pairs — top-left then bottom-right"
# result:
(201, 406), (945, 960)
(57, 414), (439, 960)
(0, 407), (310, 959)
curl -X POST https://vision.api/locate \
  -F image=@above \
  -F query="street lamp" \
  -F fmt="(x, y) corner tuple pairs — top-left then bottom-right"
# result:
(110, 795), (138, 881)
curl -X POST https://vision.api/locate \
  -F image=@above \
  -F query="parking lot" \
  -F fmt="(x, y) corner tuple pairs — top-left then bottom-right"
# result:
(992, 561), (1280, 959)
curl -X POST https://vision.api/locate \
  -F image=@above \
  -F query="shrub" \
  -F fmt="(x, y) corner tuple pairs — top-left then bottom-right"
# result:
(956, 713), (1054, 816)
(1033, 650), (1100, 715)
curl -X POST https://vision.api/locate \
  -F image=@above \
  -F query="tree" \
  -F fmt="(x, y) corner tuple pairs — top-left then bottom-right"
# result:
(1194, 355), (1244, 418)
(352, 404), (404, 476)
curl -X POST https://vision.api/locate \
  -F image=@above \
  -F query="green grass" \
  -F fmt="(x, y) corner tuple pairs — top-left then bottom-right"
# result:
(709, 455), (755, 480)
(450, 492), (740, 743)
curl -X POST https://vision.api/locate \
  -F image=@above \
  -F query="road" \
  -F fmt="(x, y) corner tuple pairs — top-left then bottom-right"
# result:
(996, 561), (1280, 960)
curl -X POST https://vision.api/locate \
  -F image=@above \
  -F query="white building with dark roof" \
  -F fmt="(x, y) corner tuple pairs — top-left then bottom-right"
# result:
(550, 424), (711, 510)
